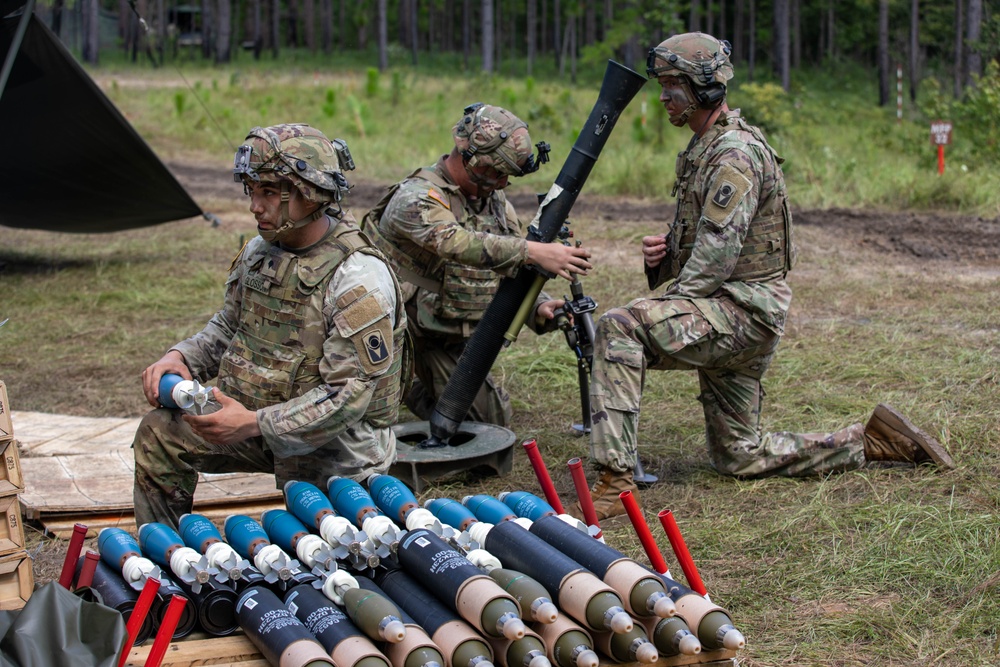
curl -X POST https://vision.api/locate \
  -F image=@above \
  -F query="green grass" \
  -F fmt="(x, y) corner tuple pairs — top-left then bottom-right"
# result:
(3, 58), (999, 666)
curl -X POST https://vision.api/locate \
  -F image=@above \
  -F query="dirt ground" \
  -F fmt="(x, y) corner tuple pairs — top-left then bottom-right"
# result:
(21, 159), (1000, 592)
(174, 160), (1000, 269)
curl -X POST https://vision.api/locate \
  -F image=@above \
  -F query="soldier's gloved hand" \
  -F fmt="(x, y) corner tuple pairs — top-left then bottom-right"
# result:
(526, 241), (592, 280)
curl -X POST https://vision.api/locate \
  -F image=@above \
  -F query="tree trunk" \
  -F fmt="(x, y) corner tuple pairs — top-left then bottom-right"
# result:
(286, 0), (299, 48)
(553, 0), (560, 68)
(689, 0), (700, 32)
(377, 0), (388, 70)
(719, 0), (727, 45)
(157, 0), (166, 64)
(463, 0), (471, 69)
(584, 0), (595, 46)
(410, 0), (418, 65)
(321, 0), (331, 54)
(527, 0), (536, 76)
(253, 0), (262, 58)
(827, 0), (835, 60)
(878, 0), (890, 106)
(909, 0), (918, 103)
(302, 0), (314, 52)
(82, 0), (99, 64)
(965, 0), (982, 88)
(747, 0), (755, 81)
(50, 0), (64, 37)
(773, 0), (789, 90)
(733, 0), (744, 62)
(201, 0), (214, 59)
(494, 0), (501, 72)
(216, 0), (232, 62)
(791, 0), (800, 69)
(482, 0), (494, 72)
(953, 0), (963, 97)
(271, 0), (280, 57)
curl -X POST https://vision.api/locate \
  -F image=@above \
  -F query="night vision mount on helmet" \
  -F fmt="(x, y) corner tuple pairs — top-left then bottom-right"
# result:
(453, 103), (550, 178)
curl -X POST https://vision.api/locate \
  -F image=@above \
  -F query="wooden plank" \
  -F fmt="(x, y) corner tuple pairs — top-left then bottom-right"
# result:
(124, 633), (268, 667)
(40, 497), (287, 538)
(11, 411), (139, 455)
(20, 448), (280, 518)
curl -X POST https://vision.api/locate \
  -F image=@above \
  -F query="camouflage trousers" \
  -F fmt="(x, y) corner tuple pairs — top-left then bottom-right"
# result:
(589, 295), (866, 478)
(132, 408), (394, 529)
(403, 327), (513, 428)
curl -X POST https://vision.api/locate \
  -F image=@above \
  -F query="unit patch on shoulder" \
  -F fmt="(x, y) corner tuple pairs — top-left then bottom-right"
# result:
(351, 318), (393, 375)
(426, 188), (451, 210)
(703, 163), (752, 228)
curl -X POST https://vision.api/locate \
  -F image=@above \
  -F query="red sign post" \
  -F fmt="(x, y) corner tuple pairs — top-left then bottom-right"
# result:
(930, 120), (953, 175)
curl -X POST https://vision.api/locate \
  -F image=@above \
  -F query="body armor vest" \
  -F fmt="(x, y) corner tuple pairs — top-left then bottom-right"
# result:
(218, 215), (407, 427)
(668, 114), (793, 282)
(364, 164), (513, 323)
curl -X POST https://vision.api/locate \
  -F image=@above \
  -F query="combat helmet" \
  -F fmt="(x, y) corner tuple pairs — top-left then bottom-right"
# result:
(453, 103), (549, 179)
(233, 123), (355, 241)
(646, 32), (734, 99)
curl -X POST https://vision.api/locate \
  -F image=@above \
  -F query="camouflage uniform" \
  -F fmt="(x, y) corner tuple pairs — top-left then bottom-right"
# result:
(133, 212), (407, 528)
(589, 109), (867, 478)
(368, 156), (554, 426)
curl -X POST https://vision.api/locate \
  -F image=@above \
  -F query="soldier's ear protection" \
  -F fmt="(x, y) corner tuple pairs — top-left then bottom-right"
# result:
(695, 83), (727, 107)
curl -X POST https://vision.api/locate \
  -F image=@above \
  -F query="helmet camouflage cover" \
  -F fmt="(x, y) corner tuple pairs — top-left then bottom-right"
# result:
(646, 32), (734, 88)
(453, 104), (540, 177)
(233, 123), (352, 204)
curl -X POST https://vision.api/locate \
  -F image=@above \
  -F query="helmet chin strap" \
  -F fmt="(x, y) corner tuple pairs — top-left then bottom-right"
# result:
(669, 79), (702, 128)
(258, 181), (327, 242)
(463, 161), (503, 202)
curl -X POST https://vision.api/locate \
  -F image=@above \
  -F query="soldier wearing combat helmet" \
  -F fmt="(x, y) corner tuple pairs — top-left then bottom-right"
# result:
(132, 123), (408, 529)
(364, 103), (592, 427)
(572, 33), (953, 521)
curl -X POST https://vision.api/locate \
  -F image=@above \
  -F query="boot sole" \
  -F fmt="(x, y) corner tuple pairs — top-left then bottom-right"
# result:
(872, 404), (955, 469)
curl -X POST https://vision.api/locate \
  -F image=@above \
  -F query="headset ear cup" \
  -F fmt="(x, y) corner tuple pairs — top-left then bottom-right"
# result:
(697, 83), (726, 107)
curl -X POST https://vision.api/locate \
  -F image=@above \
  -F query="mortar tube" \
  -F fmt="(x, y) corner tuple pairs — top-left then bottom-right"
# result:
(533, 613), (599, 667)
(477, 520), (632, 635)
(566, 459), (601, 540)
(486, 568), (559, 624)
(236, 585), (335, 667)
(487, 628), (551, 667)
(75, 557), (156, 648)
(284, 583), (391, 667)
(368, 474), (420, 526)
(373, 567), (495, 667)
(527, 515), (674, 619)
(396, 528), (525, 640)
(616, 492), (667, 577)
(497, 491), (558, 522)
(640, 615), (701, 657)
(592, 625), (658, 665)
(522, 440), (565, 515)
(58, 523), (88, 589)
(651, 573), (745, 652)
(657, 509), (706, 597)
(463, 494), (517, 524)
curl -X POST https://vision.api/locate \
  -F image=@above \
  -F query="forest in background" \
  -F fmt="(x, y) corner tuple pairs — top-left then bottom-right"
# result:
(36, 0), (999, 103)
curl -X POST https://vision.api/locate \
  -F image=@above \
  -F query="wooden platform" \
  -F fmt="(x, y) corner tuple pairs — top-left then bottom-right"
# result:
(12, 411), (283, 537)
(124, 631), (739, 667)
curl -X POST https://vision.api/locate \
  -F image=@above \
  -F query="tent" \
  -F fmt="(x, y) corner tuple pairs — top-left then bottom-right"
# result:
(0, 0), (203, 232)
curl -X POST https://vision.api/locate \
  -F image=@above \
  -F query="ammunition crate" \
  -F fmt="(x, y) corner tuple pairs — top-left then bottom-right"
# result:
(0, 551), (33, 610)
(0, 381), (11, 443)
(0, 494), (25, 557)
(0, 439), (23, 495)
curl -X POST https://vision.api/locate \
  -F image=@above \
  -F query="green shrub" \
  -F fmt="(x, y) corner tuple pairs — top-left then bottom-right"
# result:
(734, 81), (793, 134)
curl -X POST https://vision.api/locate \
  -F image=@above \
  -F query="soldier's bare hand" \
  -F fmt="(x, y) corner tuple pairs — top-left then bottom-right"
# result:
(536, 299), (565, 320)
(526, 242), (592, 281)
(642, 234), (668, 268)
(142, 350), (191, 408)
(184, 389), (261, 445)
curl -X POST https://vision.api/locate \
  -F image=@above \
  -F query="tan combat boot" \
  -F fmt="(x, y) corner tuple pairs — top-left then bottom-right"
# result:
(863, 403), (954, 469)
(570, 467), (639, 522)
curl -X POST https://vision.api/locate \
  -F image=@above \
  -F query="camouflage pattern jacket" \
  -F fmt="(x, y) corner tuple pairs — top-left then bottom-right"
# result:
(365, 156), (531, 337)
(171, 213), (405, 467)
(646, 109), (795, 335)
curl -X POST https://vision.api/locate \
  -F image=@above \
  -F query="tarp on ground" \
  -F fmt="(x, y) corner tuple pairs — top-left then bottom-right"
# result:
(0, 2), (203, 232)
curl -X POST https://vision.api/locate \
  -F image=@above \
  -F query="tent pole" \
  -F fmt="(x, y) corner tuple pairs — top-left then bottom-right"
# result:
(0, 0), (37, 104)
